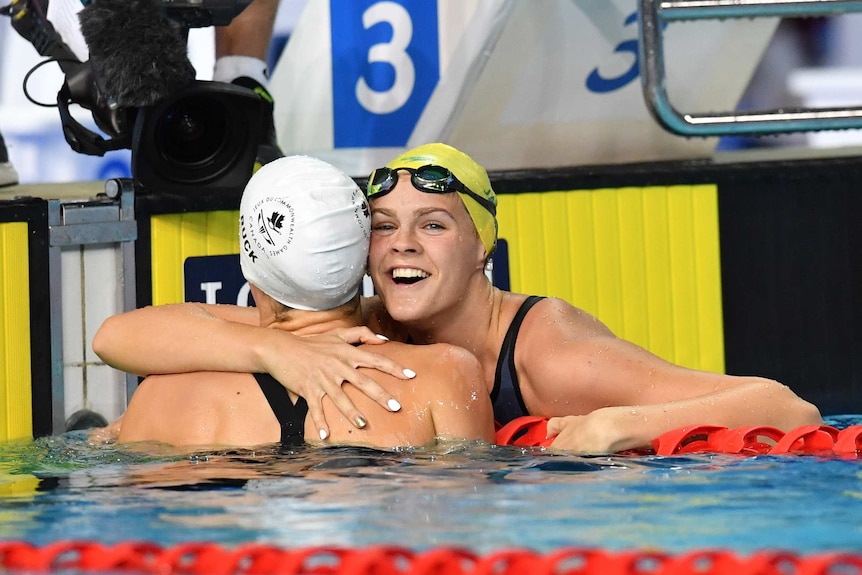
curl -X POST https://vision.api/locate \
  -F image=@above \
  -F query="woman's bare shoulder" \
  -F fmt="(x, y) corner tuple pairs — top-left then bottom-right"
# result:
(377, 340), (472, 357)
(519, 295), (614, 334)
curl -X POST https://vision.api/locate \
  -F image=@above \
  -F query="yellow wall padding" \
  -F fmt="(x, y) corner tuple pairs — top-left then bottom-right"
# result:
(150, 211), (239, 305)
(0, 222), (33, 441)
(148, 187), (724, 373)
(496, 185), (724, 373)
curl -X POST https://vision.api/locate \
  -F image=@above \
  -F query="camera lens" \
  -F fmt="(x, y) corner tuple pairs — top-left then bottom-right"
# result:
(157, 95), (229, 167)
(132, 80), (264, 194)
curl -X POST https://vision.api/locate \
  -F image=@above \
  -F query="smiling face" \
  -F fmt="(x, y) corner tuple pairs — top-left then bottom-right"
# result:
(368, 173), (489, 326)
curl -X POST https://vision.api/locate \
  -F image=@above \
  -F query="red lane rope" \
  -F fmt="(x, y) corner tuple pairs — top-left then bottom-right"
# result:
(2, 542), (862, 575)
(494, 418), (862, 457)
(651, 424), (862, 456)
(494, 416), (554, 448)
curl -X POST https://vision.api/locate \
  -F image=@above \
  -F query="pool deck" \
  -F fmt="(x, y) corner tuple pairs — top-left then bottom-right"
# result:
(0, 181), (106, 202)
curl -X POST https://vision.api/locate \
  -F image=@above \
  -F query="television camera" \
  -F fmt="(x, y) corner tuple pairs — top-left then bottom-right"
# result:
(2, 0), (268, 195)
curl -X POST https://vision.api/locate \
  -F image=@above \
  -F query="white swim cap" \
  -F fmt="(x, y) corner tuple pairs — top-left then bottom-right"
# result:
(239, 156), (371, 311)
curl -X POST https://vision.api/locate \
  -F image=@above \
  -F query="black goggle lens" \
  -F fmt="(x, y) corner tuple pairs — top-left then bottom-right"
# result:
(366, 165), (496, 216)
(413, 165), (451, 192)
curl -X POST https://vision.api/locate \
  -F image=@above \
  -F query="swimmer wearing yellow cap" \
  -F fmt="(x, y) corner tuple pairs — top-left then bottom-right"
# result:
(365, 142), (498, 257)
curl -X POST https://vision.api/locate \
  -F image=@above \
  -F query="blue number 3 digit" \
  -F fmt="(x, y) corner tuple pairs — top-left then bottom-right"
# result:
(356, 2), (416, 114)
(331, 0), (439, 148)
(585, 12), (640, 94)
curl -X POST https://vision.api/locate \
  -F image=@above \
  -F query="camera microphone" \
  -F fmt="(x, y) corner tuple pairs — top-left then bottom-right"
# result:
(78, 0), (197, 109)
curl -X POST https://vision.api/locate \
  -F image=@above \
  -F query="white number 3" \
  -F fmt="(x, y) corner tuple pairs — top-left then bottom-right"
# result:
(356, 1), (416, 114)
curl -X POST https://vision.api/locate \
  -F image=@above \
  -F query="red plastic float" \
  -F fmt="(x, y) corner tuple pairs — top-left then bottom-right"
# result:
(494, 418), (862, 457)
(2, 541), (862, 575)
(494, 416), (555, 448)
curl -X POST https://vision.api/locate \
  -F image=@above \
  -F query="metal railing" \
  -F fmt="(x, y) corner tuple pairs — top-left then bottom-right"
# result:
(639, 0), (862, 136)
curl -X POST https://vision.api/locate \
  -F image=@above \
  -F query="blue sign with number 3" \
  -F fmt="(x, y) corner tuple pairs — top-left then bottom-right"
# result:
(330, 0), (440, 148)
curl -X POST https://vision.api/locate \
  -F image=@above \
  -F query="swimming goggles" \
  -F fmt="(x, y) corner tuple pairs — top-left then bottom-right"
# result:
(365, 165), (497, 216)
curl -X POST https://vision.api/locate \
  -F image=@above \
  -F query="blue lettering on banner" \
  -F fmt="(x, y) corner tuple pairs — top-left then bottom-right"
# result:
(585, 11), (640, 94)
(330, 0), (440, 148)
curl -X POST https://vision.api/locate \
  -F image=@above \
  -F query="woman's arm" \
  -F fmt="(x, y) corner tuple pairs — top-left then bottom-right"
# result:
(545, 377), (821, 453)
(515, 298), (821, 453)
(93, 303), (416, 438)
(94, 303), (261, 375)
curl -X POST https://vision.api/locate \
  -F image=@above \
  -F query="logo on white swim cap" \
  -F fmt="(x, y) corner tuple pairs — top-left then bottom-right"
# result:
(248, 196), (295, 259)
(239, 155), (370, 311)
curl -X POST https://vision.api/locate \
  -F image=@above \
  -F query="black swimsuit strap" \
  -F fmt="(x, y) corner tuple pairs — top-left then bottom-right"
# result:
(491, 295), (546, 420)
(253, 373), (308, 445)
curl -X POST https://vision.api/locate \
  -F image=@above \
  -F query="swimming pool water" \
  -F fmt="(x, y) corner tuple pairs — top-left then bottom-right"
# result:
(1, 416), (860, 555)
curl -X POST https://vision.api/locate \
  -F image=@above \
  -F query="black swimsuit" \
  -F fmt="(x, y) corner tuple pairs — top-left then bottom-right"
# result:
(490, 296), (545, 425)
(253, 372), (309, 445)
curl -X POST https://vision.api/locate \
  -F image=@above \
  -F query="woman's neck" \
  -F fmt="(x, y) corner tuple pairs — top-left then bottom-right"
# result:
(267, 300), (364, 337)
(406, 279), (505, 358)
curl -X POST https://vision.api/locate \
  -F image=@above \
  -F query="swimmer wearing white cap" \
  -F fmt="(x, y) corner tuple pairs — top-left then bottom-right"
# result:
(115, 156), (494, 449)
(239, 154), (371, 312)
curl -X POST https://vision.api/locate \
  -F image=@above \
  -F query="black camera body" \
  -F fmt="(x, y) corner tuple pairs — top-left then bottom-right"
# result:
(132, 81), (266, 196)
(157, 0), (251, 28)
(5, 0), (263, 197)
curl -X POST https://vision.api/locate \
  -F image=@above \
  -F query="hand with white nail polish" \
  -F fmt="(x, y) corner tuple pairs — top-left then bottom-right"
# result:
(253, 326), (417, 440)
(302, 339), (492, 446)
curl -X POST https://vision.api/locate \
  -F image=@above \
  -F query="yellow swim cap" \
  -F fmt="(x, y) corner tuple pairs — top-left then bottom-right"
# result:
(386, 143), (497, 255)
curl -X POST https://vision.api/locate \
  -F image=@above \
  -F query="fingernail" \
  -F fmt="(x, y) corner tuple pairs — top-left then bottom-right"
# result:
(403, 368), (416, 379)
(376, 334), (389, 340)
(319, 428), (328, 440)
(355, 416), (367, 428)
(387, 399), (401, 412)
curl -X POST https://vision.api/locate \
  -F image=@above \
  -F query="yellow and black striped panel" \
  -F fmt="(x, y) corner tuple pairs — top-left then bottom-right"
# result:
(150, 210), (240, 305)
(145, 188), (723, 373)
(136, 156), (862, 416)
(497, 184), (724, 373)
(0, 221), (33, 441)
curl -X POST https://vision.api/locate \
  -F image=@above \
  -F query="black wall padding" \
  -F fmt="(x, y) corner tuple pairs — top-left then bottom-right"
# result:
(716, 159), (862, 416)
(490, 155), (862, 415)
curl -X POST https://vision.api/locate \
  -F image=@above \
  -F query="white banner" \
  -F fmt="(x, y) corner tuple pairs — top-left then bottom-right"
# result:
(267, 0), (779, 175)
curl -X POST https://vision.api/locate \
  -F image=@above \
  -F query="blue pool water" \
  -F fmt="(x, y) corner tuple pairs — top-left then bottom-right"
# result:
(0, 415), (860, 555)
